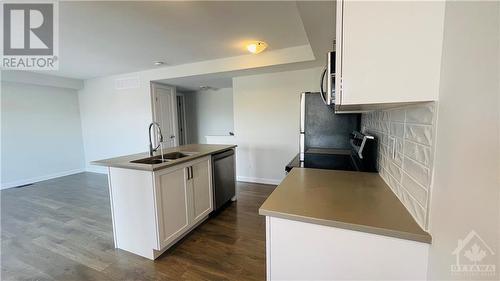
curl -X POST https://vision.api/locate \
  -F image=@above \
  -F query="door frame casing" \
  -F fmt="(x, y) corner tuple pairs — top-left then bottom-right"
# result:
(150, 82), (179, 147)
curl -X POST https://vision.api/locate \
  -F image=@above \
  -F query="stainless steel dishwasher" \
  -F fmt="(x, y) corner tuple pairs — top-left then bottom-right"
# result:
(212, 149), (236, 211)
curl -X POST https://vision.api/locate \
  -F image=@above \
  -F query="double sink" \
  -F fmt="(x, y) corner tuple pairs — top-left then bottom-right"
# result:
(130, 152), (197, 165)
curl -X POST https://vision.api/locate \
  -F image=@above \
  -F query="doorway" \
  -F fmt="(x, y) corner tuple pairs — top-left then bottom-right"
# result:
(176, 94), (187, 145)
(151, 83), (178, 148)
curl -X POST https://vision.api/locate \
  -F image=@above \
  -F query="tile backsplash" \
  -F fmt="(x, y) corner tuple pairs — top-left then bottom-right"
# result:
(361, 102), (436, 229)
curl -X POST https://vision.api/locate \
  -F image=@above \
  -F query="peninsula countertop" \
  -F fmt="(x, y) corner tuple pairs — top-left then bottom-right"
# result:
(259, 168), (431, 243)
(92, 144), (236, 171)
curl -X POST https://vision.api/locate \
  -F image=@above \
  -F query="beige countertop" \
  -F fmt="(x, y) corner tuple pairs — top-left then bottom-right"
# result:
(91, 144), (236, 171)
(259, 168), (431, 244)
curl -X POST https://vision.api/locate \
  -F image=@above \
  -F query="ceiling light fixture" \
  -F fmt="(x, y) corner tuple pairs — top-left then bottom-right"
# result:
(154, 61), (165, 66)
(246, 41), (267, 54)
(199, 86), (214, 91)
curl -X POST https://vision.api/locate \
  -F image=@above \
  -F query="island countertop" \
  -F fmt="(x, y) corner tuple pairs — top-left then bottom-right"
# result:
(259, 168), (431, 244)
(92, 144), (236, 171)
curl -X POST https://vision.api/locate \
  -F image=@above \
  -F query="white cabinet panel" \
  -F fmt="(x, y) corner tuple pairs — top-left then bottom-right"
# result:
(108, 167), (157, 259)
(266, 216), (429, 280)
(191, 159), (213, 223)
(336, 0), (445, 110)
(154, 166), (190, 249)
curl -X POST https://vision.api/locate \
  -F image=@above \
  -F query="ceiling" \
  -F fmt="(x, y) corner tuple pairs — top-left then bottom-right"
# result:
(156, 1), (336, 91)
(48, 1), (320, 79)
(159, 60), (322, 92)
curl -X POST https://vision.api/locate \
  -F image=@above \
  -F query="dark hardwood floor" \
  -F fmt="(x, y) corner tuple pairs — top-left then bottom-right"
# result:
(1, 172), (275, 281)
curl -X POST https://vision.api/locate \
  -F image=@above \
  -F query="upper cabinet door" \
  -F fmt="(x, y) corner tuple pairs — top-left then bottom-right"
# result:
(336, 0), (445, 110)
(154, 166), (190, 249)
(190, 158), (213, 224)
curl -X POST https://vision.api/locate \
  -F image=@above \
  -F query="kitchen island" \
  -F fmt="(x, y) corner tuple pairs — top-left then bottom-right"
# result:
(93, 144), (236, 260)
(259, 168), (431, 280)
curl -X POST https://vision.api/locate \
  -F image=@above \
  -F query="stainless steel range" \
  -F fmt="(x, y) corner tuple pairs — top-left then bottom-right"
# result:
(285, 92), (377, 173)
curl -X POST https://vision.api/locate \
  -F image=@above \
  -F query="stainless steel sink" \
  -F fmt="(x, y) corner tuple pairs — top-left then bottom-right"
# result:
(130, 152), (197, 165)
(162, 152), (195, 160)
(130, 156), (169, 165)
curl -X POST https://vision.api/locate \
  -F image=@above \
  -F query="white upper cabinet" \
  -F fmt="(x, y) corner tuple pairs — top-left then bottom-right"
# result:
(335, 0), (445, 111)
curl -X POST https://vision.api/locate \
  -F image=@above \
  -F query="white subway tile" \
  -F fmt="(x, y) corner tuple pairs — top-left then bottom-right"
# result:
(362, 104), (436, 229)
(405, 124), (433, 146)
(387, 161), (402, 182)
(394, 152), (403, 167)
(406, 103), (435, 125)
(394, 184), (403, 199)
(390, 122), (405, 138)
(390, 109), (405, 122)
(388, 138), (394, 158)
(399, 186), (411, 208)
(401, 172), (428, 207)
(380, 133), (388, 145)
(378, 155), (386, 169)
(403, 156), (431, 187)
(381, 121), (390, 133)
(384, 169), (401, 193)
(404, 141), (431, 166)
(380, 167), (389, 183)
(380, 144), (389, 158)
(396, 138), (404, 155)
(400, 188), (426, 227)
(381, 111), (390, 121)
(379, 121), (386, 132)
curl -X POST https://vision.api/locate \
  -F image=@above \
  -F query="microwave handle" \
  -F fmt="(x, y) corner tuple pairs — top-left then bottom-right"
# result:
(320, 67), (328, 105)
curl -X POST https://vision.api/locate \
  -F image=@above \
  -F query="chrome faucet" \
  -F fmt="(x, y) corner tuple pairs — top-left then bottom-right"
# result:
(148, 122), (164, 156)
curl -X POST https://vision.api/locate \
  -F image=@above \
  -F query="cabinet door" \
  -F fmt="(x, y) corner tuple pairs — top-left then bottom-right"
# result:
(337, 0), (444, 107)
(190, 159), (213, 224)
(154, 166), (190, 249)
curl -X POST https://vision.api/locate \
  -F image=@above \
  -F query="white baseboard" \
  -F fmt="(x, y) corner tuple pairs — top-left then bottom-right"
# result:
(237, 176), (282, 186)
(1, 168), (85, 190)
(85, 165), (108, 174)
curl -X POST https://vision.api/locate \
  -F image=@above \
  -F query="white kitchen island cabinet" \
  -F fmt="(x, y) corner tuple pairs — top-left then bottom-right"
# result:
(335, 0), (445, 112)
(108, 156), (213, 260)
(190, 159), (213, 224)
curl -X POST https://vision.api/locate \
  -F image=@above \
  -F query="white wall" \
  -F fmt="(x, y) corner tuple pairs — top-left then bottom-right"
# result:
(77, 44), (315, 173)
(232, 67), (322, 184)
(184, 88), (234, 144)
(427, 1), (500, 279)
(78, 76), (153, 173)
(1, 81), (85, 188)
(2, 71), (83, 90)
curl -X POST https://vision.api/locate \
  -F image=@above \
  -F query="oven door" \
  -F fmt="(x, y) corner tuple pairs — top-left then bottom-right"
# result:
(320, 51), (335, 106)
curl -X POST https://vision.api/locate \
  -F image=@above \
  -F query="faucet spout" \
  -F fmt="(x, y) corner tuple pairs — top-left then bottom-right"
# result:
(148, 122), (164, 156)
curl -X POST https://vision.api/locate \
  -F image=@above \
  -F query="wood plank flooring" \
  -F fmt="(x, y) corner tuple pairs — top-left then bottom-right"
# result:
(1, 172), (275, 281)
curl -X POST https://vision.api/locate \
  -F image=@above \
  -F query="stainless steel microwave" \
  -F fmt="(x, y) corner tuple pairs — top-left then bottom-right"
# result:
(320, 51), (335, 106)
